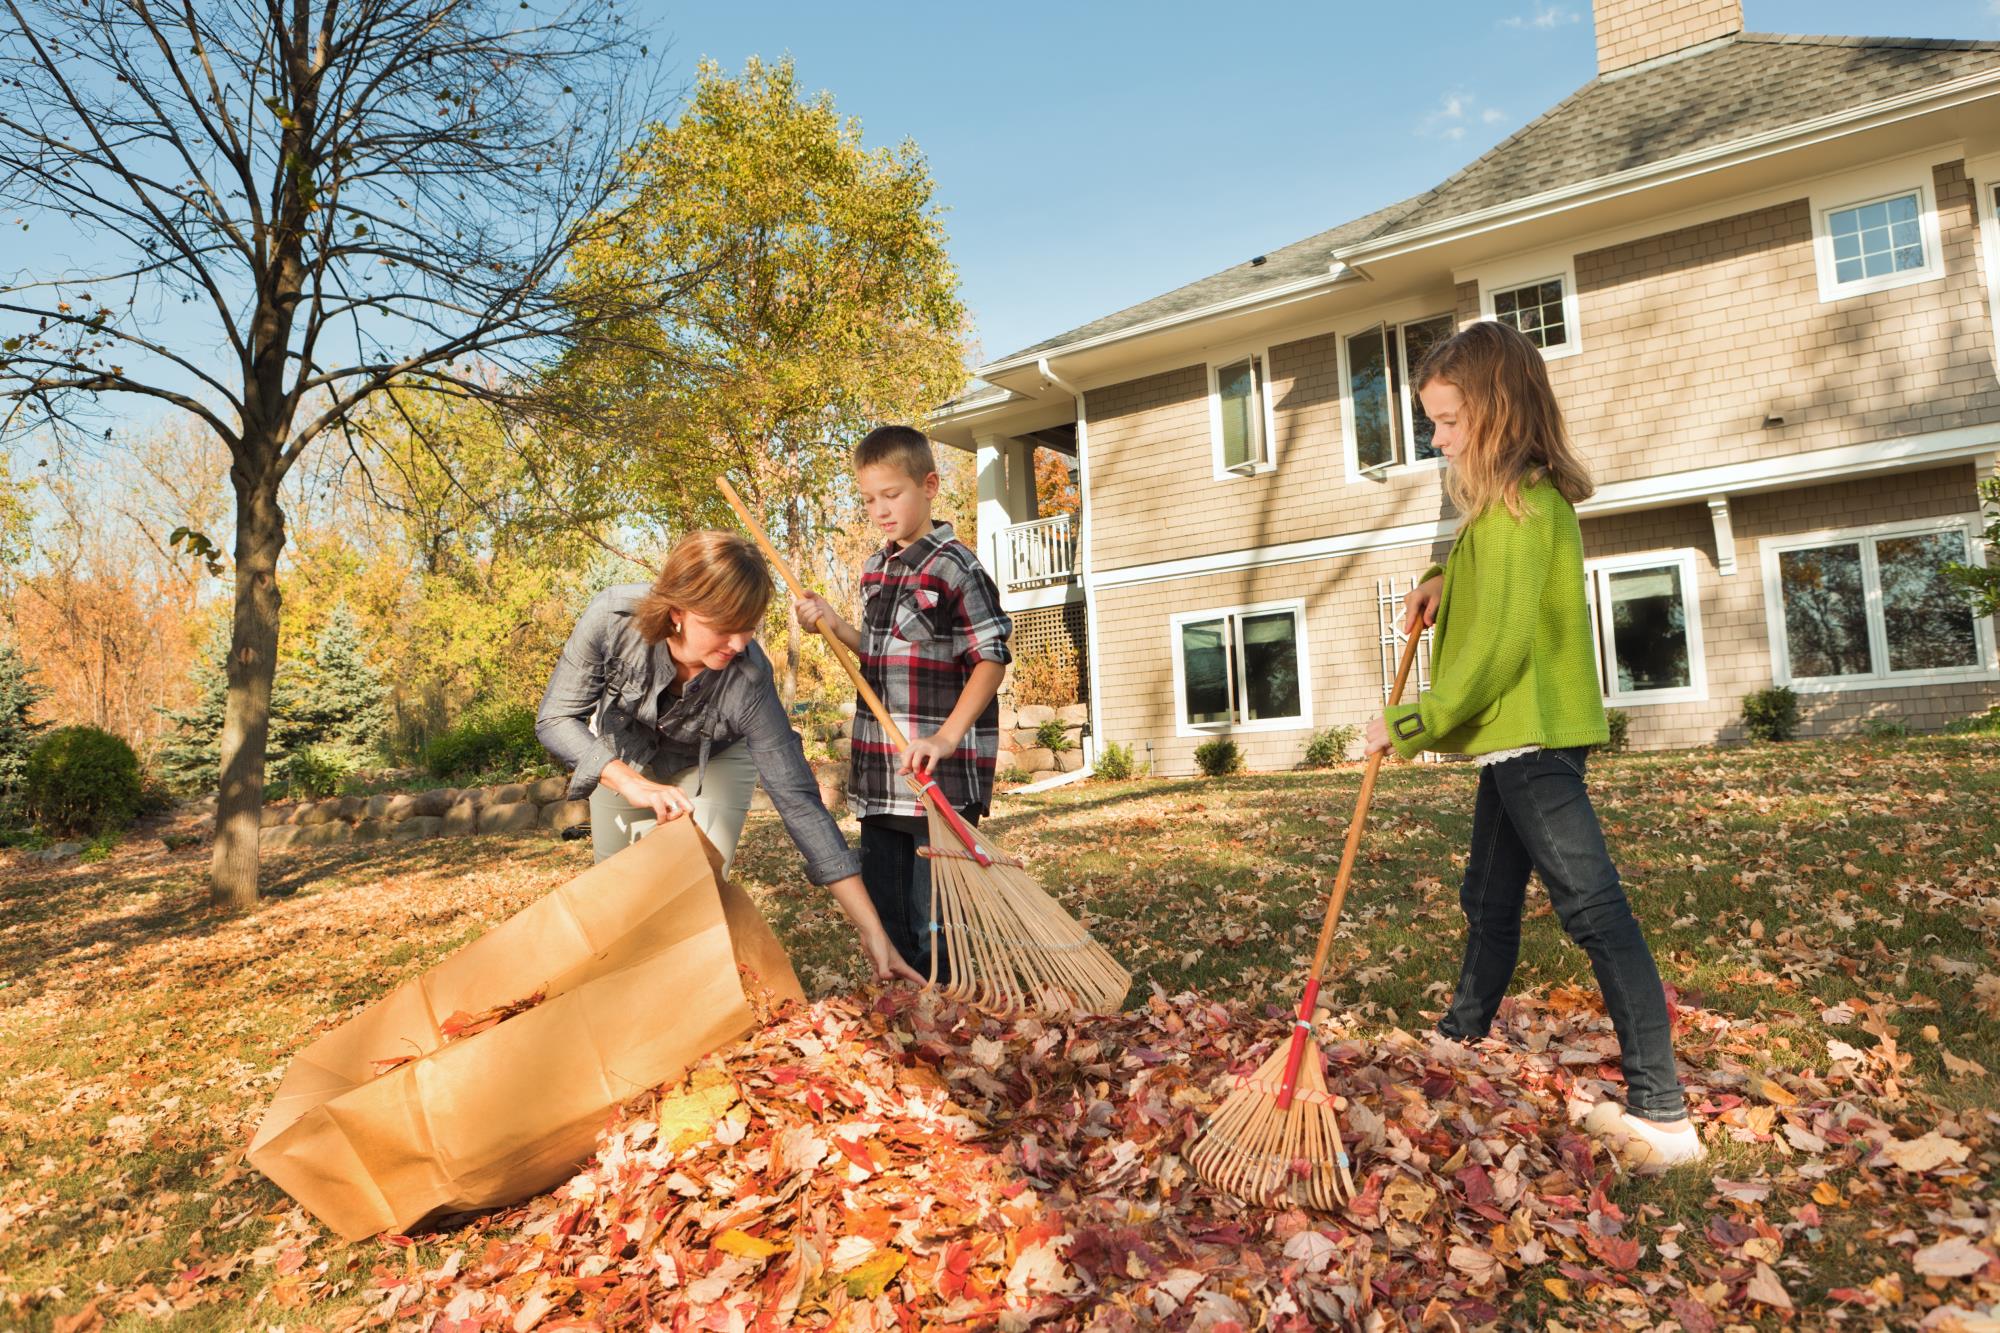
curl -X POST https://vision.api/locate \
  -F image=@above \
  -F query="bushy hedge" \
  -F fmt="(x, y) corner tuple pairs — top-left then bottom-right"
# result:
(1741, 687), (1800, 743)
(24, 725), (142, 836)
(1194, 738), (1242, 777)
(423, 705), (549, 780)
(1092, 741), (1137, 780)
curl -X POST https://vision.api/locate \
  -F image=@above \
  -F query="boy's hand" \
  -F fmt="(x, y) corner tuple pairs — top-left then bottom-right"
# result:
(899, 731), (957, 776)
(1364, 717), (1394, 757)
(793, 592), (832, 633)
(1402, 575), (1443, 635)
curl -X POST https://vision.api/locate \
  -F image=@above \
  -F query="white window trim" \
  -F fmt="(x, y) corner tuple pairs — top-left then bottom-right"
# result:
(1808, 160), (1946, 303)
(1335, 309), (1455, 484)
(1480, 271), (1582, 363)
(1167, 597), (1314, 737)
(1583, 548), (1709, 707)
(1758, 513), (1997, 693)
(1205, 344), (1279, 481)
(1971, 168), (2000, 388)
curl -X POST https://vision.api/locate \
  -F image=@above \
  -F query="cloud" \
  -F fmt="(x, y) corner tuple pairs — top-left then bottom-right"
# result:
(1419, 90), (1507, 142)
(1502, 5), (1581, 28)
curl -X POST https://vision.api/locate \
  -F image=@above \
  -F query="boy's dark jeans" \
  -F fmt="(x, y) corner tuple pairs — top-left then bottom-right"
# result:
(859, 808), (980, 983)
(1438, 746), (1688, 1123)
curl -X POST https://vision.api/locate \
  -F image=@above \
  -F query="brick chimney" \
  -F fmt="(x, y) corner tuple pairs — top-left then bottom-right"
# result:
(1594, 0), (1743, 76)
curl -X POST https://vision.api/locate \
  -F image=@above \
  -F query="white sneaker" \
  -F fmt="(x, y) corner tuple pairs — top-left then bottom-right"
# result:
(1582, 1102), (1705, 1173)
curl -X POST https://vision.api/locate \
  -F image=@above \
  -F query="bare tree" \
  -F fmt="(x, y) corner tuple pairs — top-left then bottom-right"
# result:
(0, 0), (678, 904)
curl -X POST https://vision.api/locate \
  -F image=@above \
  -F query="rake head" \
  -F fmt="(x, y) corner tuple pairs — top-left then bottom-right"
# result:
(920, 810), (1130, 1017)
(1188, 1035), (1355, 1211)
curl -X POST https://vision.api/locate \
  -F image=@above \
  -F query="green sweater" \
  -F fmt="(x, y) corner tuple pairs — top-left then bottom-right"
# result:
(1384, 481), (1608, 760)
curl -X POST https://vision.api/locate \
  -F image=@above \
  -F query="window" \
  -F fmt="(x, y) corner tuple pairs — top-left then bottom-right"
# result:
(1582, 551), (1708, 706)
(1761, 519), (1994, 690)
(1347, 314), (1453, 476)
(1208, 351), (1274, 478)
(1491, 277), (1570, 351)
(1809, 171), (1944, 301)
(1171, 601), (1310, 733)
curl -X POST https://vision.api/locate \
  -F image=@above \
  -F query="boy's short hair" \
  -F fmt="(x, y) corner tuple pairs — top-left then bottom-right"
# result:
(853, 425), (936, 483)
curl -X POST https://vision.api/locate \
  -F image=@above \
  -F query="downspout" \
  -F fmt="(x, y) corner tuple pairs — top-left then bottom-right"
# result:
(1038, 355), (1103, 766)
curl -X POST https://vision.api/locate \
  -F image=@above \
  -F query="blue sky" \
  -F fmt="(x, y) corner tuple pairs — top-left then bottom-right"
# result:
(9, 1), (2000, 433)
(656, 1), (2000, 365)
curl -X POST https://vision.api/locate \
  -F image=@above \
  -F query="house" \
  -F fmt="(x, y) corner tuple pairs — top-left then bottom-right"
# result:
(930, 0), (2000, 774)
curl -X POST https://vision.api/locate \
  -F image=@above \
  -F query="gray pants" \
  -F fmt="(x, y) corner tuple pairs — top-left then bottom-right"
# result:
(587, 742), (759, 874)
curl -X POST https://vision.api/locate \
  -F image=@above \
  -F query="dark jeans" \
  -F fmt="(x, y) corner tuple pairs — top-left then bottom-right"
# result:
(859, 808), (980, 983)
(1438, 747), (1688, 1123)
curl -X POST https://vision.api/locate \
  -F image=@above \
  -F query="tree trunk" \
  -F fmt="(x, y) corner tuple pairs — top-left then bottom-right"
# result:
(209, 467), (286, 908)
(783, 496), (800, 710)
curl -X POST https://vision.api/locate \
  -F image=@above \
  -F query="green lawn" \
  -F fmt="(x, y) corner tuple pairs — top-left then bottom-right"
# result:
(2, 734), (1996, 1329)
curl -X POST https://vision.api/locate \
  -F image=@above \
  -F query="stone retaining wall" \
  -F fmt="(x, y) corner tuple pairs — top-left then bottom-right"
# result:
(996, 701), (1089, 785)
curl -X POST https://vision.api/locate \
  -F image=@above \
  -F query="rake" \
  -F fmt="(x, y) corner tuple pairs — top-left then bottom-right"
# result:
(1187, 626), (1423, 1210)
(717, 476), (1131, 1017)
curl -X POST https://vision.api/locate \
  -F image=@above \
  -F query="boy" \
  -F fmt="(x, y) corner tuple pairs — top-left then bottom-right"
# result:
(794, 425), (1012, 981)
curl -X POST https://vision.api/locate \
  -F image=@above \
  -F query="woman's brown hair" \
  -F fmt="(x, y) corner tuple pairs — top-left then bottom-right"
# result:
(634, 531), (773, 644)
(1412, 319), (1594, 521)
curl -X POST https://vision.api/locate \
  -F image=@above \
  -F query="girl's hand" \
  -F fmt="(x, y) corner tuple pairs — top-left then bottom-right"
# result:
(1364, 717), (1394, 757)
(793, 593), (831, 633)
(858, 924), (926, 984)
(1402, 575), (1443, 634)
(617, 775), (696, 824)
(899, 732), (956, 776)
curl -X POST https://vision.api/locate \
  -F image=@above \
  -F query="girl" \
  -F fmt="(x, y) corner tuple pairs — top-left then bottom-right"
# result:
(1362, 320), (1702, 1171)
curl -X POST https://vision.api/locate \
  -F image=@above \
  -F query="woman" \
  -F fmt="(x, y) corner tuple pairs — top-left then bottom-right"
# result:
(537, 530), (922, 984)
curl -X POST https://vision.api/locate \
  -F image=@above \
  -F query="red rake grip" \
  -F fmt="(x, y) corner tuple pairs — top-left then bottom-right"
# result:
(914, 772), (992, 867)
(1275, 978), (1322, 1111)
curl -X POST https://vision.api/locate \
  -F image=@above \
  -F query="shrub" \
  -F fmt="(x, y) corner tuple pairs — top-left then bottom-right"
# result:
(1092, 741), (1137, 780)
(423, 705), (549, 780)
(286, 742), (361, 798)
(1602, 709), (1630, 754)
(1741, 686), (1800, 743)
(1035, 718), (1073, 752)
(1943, 704), (2000, 735)
(24, 725), (142, 836)
(1009, 652), (1080, 708)
(998, 765), (1030, 785)
(1302, 724), (1358, 768)
(1861, 716), (1907, 741)
(1193, 738), (1242, 777)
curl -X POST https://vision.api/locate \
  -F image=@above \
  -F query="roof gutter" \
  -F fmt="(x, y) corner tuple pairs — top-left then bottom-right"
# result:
(977, 261), (1353, 381)
(1333, 64), (2000, 267)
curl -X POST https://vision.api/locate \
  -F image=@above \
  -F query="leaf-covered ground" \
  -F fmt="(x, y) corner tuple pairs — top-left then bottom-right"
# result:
(2, 736), (1996, 1330)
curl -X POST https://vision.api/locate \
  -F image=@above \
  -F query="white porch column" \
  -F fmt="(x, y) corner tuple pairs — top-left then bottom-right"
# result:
(1005, 437), (1035, 524)
(974, 434), (1010, 588)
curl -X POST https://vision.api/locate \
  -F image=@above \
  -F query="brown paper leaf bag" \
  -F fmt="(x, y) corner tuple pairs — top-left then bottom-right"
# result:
(247, 817), (804, 1240)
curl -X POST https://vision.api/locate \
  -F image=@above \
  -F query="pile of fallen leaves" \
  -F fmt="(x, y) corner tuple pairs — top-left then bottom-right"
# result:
(371, 992), (548, 1077)
(366, 981), (1998, 1331)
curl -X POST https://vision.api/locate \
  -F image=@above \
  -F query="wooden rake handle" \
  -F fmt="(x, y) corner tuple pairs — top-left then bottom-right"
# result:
(1274, 623), (1423, 1109)
(714, 475), (991, 866)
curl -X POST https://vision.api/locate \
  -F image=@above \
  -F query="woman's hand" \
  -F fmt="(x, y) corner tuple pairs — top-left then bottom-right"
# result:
(859, 924), (926, 984)
(1364, 717), (1394, 757)
(1402, 575), (1443, 635)
(608, 768), (696, 824)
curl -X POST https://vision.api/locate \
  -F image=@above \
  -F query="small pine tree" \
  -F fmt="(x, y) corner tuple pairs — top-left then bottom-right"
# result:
(292, 603), (388, 755)
(0, 638), (48, 802)
(157, 623), (311, 791)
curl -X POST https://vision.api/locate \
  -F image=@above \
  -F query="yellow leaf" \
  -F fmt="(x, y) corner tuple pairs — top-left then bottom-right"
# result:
(843, 1249), (906, 1299)
(712, 1229), (783, 1259)
(1543, 1276), (1572, 1301)
(1755, 1078), (1798, 1107)
(1812, 1180), (1843, 1207)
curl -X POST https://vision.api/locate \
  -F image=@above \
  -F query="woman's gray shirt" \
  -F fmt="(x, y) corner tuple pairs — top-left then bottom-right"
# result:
(536, 584), (861, 885)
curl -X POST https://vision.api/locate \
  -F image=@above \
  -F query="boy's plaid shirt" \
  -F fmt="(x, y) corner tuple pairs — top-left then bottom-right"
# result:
(849, 521), (1012, 819)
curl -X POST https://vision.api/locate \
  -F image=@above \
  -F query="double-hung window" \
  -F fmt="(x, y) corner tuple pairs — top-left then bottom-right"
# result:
(1762, 519), (1994, 690)
(1172, 601), (1309, 733)
(1347, 314), (1453, 476)
(1209, 352), (1273, 477)
(1581, 550), (1708, 706)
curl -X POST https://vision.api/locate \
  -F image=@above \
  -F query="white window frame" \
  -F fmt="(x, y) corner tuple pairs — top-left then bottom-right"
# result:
(1809, 162), (1946, 303)
(1205, 345), (1279, 481)
(1463, 245), (1582, 361)
(1167, 597), (1313, 736)
(1759, 513), (1997, 693)
(1971, 167), (2000, 387)
(1336, 312), (1454, 483)
(1582, 548), (1709, 707)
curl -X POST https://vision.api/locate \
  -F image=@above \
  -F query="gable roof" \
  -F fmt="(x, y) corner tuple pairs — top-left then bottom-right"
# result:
(985, 31), (2000, 371)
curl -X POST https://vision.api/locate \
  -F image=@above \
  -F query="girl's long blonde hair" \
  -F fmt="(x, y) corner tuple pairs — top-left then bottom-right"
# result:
(1413, 319), (1593, 520)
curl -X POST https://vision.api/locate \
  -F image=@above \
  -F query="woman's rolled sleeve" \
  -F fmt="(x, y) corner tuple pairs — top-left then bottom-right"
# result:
(537, 600), (616, 798)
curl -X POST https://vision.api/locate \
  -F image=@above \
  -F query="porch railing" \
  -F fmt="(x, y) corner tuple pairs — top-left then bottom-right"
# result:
(1003, 513), (1078, 590)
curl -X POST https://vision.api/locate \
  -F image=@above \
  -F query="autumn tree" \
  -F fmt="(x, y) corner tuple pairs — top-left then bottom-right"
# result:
(562, 56), (967, 703)
(0, 0), (674, 904)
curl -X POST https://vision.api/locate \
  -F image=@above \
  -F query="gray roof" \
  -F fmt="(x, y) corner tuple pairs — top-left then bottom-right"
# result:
(988, 31), (2000, 368)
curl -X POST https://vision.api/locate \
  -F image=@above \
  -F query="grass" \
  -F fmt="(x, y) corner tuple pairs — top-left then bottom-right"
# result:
(2, 732), (1996, 1329)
